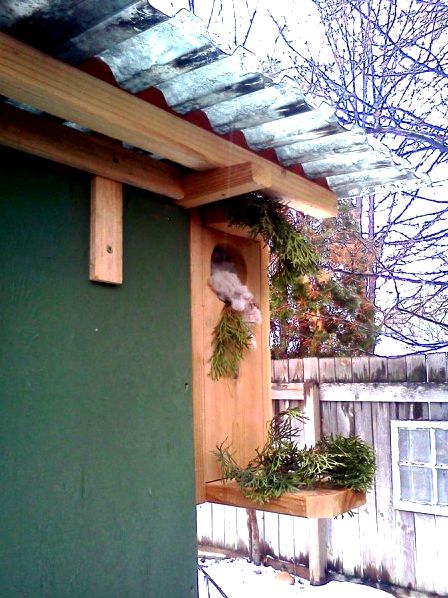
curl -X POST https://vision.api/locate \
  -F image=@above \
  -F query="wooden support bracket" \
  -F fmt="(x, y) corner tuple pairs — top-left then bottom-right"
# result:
(90, 176), (123, 285)
(178, 163), (271, 208)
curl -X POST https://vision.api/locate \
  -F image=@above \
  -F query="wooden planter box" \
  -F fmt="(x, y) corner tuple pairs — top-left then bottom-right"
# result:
(206, 480), (366, 518)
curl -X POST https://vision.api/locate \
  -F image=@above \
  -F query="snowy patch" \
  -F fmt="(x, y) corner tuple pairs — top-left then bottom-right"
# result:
(198, 557), (393, 598)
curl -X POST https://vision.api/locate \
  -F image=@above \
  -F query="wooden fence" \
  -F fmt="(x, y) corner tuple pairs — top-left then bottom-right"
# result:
(197, 354), (448, 596)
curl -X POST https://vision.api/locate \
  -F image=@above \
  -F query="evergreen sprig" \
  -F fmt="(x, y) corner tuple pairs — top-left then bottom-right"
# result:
(315, 434), (377, 492)
(225, 194), (319, 286)
(214, 408), (376, 504)
(209, 304), (254, 381)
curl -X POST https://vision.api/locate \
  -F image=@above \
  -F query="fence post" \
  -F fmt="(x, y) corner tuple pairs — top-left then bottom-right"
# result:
(303, 381), (329, 585)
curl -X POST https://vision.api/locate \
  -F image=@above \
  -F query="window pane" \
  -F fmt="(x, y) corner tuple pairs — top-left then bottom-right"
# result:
(438, 470), (448, 505)
(399, 466), (434, 504)
(436, 429), (448, 466)
(399, 466), (412, 501)
(409, 429), (431, 463)
(412, 467), (433, 503)
(399, 429), (411, 461)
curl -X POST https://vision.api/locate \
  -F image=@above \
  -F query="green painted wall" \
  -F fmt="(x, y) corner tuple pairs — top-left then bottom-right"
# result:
(0, 147), (197, 597)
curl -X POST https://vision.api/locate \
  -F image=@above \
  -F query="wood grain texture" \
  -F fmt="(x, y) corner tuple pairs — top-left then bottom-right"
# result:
(189, 219), (272, 490)
(320, 382), (448, 402)
(0, 33), (337, 217)
(89, 176), (123, 284)
(206, 481), (366, 519)
(303, 382), (321, 447)
(0, 103), (184, 199)
(201, 229), (272, 482)
(179, 163), (271, 208)
(308, 518), (329, 585)
(189, 211), (206, 503)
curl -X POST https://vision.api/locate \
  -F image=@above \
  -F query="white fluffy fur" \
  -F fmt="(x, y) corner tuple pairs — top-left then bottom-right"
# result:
(209, 268), (253, 312)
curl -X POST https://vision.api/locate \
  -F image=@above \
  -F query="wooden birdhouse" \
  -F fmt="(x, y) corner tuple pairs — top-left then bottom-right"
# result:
(190, 206), (366, 519)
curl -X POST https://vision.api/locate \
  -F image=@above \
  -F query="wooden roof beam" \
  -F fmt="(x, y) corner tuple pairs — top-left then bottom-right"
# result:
(0, 103), (185, 199)
(0, 32), (337, 218)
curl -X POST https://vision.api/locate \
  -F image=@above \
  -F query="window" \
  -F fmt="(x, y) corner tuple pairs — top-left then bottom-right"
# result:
(391, 420), (448, 516)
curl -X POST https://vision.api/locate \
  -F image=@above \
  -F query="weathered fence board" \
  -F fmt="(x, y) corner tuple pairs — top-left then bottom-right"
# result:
(320, 382), (448, 402)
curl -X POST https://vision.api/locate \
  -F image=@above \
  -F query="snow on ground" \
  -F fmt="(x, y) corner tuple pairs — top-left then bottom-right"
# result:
(198, 557), (393, 598)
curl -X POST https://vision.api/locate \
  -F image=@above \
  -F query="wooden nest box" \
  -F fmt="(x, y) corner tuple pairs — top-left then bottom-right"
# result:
(190, 206), (365, 519)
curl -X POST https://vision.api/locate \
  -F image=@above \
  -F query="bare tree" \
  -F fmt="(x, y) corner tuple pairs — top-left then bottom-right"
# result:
(266, 0), (448, 353)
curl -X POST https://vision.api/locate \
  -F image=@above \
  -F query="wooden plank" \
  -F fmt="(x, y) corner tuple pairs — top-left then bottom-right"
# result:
(303, 383), (321, 447)
(371, 403), (397, 584)
(406, 354), (427, 382)
(414, 513), (437, 594)
(427, 353), (447, 382)
(334, 357), (352, 382)
(265, 168), (337, 218)
(303, 357), (319, 382)
(271, 383), (304, 402)
(189, 211), (206, 503)
(319, 382), (448, 402)
(0, 103), (184, 199)
(89, 176), (123, 284)
(335, 401), (355, 437)
(369, 356), (388, 382)
(292, 517), (310, 565)
(211, 503), (226, 549)
(263, 512), (280, 557)
(325, 397), (357, 576)
(235, 507), (250, 555)
(354, 402), (380, 581)
(223, 506), (238, 552)
(387, 357), (407, 382)
(321, 402), (334, 438)
(318, 358), (336, 382)
(205, 481), (366, 518)
(352, 356), (370, 382)
(288, 358), (304, 383)
(202, 204), (257, 239)
(0, 33), (337, 217)
(271, 359), (290, 384)
(432, 515), (448, 595)
(278, 514), (295, 562)
(429, 402), (448, 420)
(393, 509), (416, 590)
(196, 503), (213, 546)
(308, 519), (329, 585)
(179, 163), (271, 208)
(202, 229), (272, 482)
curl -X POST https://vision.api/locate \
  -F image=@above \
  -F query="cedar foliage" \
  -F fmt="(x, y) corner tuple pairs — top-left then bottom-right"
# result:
(215, 408), (376, 504)
(209, 305), (253, 380)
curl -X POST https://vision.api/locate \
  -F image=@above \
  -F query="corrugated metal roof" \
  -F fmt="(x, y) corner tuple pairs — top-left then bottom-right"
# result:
(0, 1), (424, 199)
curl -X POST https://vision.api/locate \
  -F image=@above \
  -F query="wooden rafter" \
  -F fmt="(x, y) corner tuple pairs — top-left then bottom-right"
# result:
(0, 103), (184, 199)
(0, 32), (337, 218)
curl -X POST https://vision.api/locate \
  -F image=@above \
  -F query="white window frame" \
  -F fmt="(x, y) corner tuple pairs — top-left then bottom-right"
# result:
(391, 420), (448, 516)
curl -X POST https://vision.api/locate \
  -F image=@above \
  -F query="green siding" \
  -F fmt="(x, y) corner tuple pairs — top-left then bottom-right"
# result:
(0, 148), (197, 597)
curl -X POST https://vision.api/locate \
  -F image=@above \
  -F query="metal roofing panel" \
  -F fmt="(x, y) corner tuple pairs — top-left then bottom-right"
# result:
(204, 81), (309, 133)
(0, 1), (424, 201)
